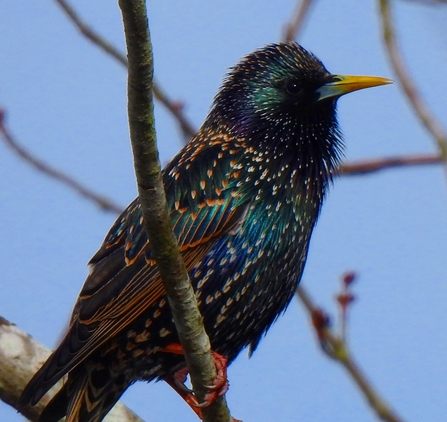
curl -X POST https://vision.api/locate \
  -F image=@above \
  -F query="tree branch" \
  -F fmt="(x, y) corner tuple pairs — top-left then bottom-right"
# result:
(296, 286), (405, 422)
(54, 0), (196, 140)
(339, 153), (442, 175)
(0, 109), (123, 214)
(0, 316), (143, 422)
(283, 0), (318, 41)
(379, 0), (447, 166)
(118, 1), (232, 421)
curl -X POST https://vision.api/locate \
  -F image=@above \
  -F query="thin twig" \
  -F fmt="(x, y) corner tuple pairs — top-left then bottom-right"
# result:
(296, 286), (405, 422)
(339, 153), (442, 175)
(152, 84), (197, 142)
(0, 109), (123, 214)
(379, 0), (447, 166)
(55, 0), (127, 66)
(283, 0), (318, 41)
(54, 0), (196, 140)
(118, 1), (232, 421)
(336, 272), (356, 342)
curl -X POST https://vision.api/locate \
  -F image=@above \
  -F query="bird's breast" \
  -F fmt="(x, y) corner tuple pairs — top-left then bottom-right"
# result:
(191, 197), (314, 360)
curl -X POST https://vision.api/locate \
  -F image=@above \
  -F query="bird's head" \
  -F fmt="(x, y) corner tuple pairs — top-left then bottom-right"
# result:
(213, 42), (334, 129)
(209, 42), (390, 162)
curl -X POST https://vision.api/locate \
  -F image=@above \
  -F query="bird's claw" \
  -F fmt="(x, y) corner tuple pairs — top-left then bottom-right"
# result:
(194, 351), (229, 408)
(163, 345), (230, 418)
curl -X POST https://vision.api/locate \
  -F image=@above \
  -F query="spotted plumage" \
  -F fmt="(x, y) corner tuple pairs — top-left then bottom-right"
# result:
(18, 42), (390, 422)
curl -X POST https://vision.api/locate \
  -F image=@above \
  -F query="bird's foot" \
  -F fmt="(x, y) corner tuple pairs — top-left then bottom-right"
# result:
(162, 343), (229, 419)
(195, 350), (229, 408)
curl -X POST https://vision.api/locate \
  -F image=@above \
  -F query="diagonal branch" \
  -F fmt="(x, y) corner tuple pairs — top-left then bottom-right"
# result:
(379, 0), (447, 166)
(54, 0), (196, 140)
(0, 109), (123, 214)
(283, 0), (318, 41)
(296, 286), (405, 422)
(118, 1), (232, 421)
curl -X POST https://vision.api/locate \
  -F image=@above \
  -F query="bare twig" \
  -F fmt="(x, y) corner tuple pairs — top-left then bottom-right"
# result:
(152, 84), (197, 142)
(379, 0), (447, 166)
(296, 286), (405, 422)
(54, 0), (196, 140)
(0, 109), (123, 214)
(336, 272), (356, 342)
(0, 316), (143, 422)
(55, 0), (127, 66)
(339, 153), (442, 175)
(118, 1), (232, 421)
(283, 0), (318, 41)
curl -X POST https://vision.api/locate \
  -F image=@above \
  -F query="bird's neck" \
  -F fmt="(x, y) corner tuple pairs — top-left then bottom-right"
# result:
(205, 113), (342, 213)
(240, 141), (329, 220)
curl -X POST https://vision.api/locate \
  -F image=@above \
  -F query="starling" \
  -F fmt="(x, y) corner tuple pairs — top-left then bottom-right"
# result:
(19, 42), (390, 421)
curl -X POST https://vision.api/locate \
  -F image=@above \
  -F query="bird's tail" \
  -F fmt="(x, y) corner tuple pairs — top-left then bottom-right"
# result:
(37, 363), (131, 422)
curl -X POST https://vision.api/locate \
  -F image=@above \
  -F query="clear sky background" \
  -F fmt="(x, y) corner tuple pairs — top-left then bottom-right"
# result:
(1, 1), (447, 421)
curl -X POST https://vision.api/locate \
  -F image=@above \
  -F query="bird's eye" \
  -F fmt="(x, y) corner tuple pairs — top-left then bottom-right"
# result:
(285, 80), (302, 96)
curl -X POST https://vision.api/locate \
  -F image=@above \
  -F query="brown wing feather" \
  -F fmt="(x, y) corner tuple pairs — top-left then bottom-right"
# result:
(19, 197), (249, 407)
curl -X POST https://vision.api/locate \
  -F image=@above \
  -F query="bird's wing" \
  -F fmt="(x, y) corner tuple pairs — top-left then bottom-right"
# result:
(20, 145), (248, 406)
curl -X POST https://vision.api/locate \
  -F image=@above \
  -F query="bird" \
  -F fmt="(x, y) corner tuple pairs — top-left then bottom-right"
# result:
(18, 41), (391, 422)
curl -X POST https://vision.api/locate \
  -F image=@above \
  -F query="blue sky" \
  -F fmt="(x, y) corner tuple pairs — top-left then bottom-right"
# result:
(1, 1), (447, 421)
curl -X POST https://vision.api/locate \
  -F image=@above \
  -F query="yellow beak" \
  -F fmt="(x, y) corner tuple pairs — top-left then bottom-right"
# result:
(316, 75), (393, 101)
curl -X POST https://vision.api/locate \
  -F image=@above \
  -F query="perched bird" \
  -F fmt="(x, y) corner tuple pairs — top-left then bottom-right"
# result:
(19, 42), (390, 422)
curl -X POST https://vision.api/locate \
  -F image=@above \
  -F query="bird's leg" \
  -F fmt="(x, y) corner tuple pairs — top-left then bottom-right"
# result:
(161, 343), (229, 416)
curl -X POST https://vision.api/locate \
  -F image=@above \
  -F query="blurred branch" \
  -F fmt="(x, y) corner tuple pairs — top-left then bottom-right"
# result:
(296, 285), (405, 422)
(339, 153), (442, 175)
(379, 0), (447, 166)
(0, 316), (143, 422)
(55, 0), (127, 67)
(283, 0), (318, 41)
(54, 0), (196, 140)
(118, 1), (232, 422)
(0, 109), (123, 214)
